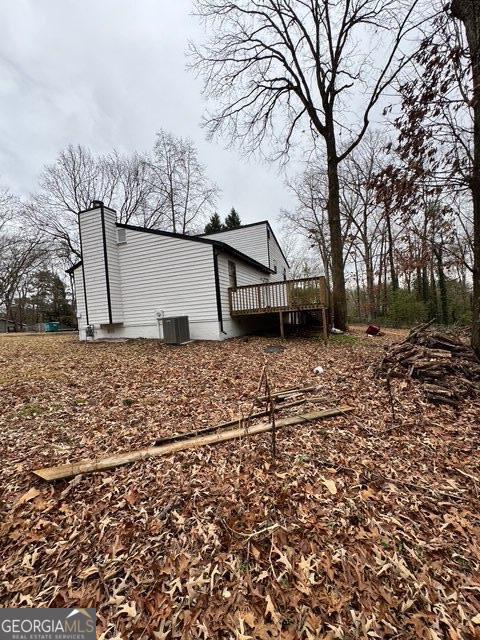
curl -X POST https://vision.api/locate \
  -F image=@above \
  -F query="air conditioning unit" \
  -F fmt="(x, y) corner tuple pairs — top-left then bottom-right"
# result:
(162, 316), (190, 345)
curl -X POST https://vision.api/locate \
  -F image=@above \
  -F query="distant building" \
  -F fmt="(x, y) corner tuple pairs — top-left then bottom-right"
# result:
(0, 317), (15, 333)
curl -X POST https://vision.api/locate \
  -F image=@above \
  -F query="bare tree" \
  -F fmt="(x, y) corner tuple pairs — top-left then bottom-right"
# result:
(0, 232), (49, 326)
(450, 0), (480, 354)
(0, 186), (15, 233)
(450, 192), (474, 274)
(283, 165), (332, 289)
(281, 232), (322, 278)
(284, 144), (391, 314)
(394, 10), (473, 193)
(103, 150), (159, 226)
(343, 138), (387, 320)
(25, 145), (155, 263)
(147, 130), (219, 234)
(390, 1), (478, 348)
(191, 0), (427, 329)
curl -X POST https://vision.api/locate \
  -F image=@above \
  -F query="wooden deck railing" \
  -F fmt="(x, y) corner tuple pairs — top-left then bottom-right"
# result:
(229, 276), (328, 316)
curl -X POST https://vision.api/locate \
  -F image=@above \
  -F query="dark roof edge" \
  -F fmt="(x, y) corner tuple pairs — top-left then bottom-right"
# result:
(213, 243), (273, 273)
(117, 223), (273, 274)
(66, 261), (82, 274)
(200, 220), (290, 268)
(198, 220), (270, 236)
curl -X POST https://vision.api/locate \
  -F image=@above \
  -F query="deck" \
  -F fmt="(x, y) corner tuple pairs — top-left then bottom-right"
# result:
(228, 276), (328, 337)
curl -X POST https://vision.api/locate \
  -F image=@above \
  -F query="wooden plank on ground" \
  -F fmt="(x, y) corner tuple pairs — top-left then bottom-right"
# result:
(33, 406), (354, 482)
(257, 385), (317, 402)
(153, 396), (316, 447)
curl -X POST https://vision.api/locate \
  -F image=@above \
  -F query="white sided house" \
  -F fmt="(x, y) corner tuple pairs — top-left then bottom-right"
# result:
(68, 201), (328, 342)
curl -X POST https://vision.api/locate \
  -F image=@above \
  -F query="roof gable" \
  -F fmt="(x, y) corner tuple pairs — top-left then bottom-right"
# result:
(199, 220), (289, 268)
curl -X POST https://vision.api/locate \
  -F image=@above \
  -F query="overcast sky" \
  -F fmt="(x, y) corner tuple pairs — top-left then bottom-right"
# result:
(0, 0), (297, 232)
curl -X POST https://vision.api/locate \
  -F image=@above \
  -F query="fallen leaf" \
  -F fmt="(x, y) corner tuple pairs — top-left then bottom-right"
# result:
(14, 487), (40, 507)
(117, 602), (137, 618)
(321, 477), (337, 495)
(78, 565), (99, 580)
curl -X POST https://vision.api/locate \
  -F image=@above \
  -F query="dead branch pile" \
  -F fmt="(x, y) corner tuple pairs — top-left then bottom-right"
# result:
(377, 322), (480, 406)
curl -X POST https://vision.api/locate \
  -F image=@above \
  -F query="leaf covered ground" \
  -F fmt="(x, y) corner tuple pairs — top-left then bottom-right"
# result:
(1, 328), (480, 639)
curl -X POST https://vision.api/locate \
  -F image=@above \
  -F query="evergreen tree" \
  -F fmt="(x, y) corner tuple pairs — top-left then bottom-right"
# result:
(30, 270), (74, 325)
(204, 212), (224, 234)
(224, 207), (241, 230)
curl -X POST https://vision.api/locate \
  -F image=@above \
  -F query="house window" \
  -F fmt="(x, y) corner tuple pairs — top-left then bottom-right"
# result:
(228, 260), (237, 288)
(117, 228), (127, 244)
(283, 268), (287, 281)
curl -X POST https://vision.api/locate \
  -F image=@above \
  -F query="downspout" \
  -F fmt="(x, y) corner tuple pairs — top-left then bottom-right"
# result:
(212, 248), (226, 334)
(68, 271), (76, 329)
(99, 201), (113, 325)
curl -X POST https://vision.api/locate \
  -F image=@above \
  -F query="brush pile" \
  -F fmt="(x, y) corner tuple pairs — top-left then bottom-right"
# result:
(377, 321), (480, 406)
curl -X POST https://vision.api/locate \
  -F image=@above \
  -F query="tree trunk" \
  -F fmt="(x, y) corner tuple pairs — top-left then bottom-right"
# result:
(429, 263), (438, 321)
(377, 236), (384, 313)
(421, 266), (429, 304)
(325, 132), (348, 331)
(415, 266), (422, 299)
(365, 258), (375, 321)
(385, 205), (398, 291)
(383, 246), (388, 314)
(435, 245), (449, 324)
(451, 0), (480, 355)
(353, 253), (362, 320)
(318, 240), (332, 301)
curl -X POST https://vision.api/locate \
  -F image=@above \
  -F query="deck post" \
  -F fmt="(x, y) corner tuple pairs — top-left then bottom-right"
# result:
(279, 311), (285, 339)
(321, 307), (328, 345)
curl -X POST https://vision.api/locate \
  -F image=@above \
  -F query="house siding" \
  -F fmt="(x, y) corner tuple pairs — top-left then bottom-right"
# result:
(267, 229), (290, 282)
(216, 251), (273, 338)
(203, 224), (270, 268)
(103, 210), (124, 323)
(113, 227), (219, 340)
(75, 208), (220, 340)
(79, 209), (111, 325)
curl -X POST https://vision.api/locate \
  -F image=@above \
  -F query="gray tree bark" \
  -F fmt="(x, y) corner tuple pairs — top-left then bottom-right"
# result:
(451, 0), (480, 354)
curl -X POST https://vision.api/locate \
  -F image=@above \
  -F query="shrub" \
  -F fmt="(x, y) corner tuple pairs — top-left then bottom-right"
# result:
(384, 290), (427, 327)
